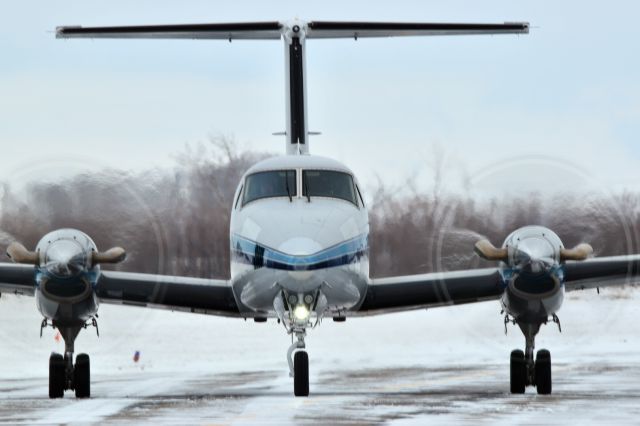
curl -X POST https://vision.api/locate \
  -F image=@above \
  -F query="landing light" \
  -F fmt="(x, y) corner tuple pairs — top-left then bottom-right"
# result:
(293, 305), (310, 321)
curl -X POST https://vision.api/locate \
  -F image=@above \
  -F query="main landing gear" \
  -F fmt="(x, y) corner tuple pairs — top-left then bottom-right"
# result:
(287, 328), (309, 397)
(45, 320), (96, 398)
(509, 321), (552, 395)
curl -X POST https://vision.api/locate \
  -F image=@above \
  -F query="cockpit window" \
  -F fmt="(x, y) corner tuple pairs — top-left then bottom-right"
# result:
(356, 185), (365, 207)
(302, 170), (357, 206)
(243, 170), (296, 205)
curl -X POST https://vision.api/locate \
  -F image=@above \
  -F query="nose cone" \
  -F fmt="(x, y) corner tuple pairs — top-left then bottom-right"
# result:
(44, 240), (88, 278)
(513, 237), (556, 267)
(520, 259), (549, 275)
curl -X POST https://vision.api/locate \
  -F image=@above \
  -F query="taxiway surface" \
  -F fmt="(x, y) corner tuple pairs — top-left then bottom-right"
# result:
(0, 286), (638, 425)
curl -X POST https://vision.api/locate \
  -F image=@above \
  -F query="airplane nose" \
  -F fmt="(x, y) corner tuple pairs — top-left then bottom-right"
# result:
(277, 237), (323, 256)
(43, 240), (88, 278)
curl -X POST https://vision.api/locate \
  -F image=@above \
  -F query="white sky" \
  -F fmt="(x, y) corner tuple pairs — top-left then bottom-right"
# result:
(0, 0), (639, 198)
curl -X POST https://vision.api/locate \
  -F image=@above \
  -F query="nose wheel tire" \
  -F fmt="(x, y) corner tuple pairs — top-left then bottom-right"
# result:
(49, 353), (65, 399)
(293, 351), (309, 397)
(48, 352), (91, 398)
(510, 349), (526, 394)
(74, 353), (91, 398)
(535, 349), (552, 395)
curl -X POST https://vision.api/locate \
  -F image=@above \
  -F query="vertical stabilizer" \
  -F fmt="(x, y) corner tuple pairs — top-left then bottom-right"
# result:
(283, 23), (309, 154)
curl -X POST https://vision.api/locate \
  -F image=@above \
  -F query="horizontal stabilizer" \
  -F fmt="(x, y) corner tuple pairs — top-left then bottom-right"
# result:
(56, 21), (529, 41)
(306, 21), (529, 39)
(56, 21), (282, 40)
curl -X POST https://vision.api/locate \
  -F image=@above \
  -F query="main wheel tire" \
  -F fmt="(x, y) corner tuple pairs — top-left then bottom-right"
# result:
(510, 349), (526, 394)
(535, 349), (552, 395)
(293, 351), (309, 397)
(74, 353), (91, 398)
(49, 353), (65, 399)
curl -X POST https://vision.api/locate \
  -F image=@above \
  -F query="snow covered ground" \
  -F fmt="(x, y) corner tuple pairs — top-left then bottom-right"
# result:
(0, 286), (639, 425)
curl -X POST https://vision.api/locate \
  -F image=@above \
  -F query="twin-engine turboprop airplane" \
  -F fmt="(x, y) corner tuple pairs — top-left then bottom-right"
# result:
(0, 19), (639, 399)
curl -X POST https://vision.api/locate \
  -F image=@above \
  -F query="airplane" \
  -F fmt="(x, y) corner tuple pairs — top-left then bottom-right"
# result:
(0, 19), (639, 399)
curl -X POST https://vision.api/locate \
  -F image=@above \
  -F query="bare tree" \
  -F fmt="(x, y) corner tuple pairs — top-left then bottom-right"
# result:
(1, 140), (639, 279)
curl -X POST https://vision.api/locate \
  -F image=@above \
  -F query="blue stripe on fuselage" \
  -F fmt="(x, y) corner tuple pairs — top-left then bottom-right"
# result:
(231, 233), (369, 271)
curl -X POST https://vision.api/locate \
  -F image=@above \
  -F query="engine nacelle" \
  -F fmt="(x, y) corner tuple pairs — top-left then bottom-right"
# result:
(475, 225), (592, 323)
(6, 228), (125, 326)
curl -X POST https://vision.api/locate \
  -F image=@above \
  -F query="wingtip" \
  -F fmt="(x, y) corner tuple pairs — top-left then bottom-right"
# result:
(55, 26), (82, 39)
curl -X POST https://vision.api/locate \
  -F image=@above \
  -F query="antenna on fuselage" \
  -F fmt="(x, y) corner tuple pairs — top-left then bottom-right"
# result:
(56, 20), (529, 156)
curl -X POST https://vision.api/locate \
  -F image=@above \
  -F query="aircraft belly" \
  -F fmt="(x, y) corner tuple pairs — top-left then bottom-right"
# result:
(231, 260), (368, 315)
(501, 284), (564, 323)
(36, 289), (99, 326)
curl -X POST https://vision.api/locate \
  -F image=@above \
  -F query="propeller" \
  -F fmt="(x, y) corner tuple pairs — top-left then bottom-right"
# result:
(560, 243), (593, 261)
(92, 247), (126, 265)
(6, 241), (126, 267)
(474, 238), (593, 263)
(6, 242), (38, 265)
(474, 239), (508, 262)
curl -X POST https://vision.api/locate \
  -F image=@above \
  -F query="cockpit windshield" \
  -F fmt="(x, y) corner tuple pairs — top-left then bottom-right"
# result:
(243, 170), (296, 205)
(302, 170), (357, 206)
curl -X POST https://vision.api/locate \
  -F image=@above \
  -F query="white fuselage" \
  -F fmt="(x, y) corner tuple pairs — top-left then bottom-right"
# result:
(229, 154), (369, 318)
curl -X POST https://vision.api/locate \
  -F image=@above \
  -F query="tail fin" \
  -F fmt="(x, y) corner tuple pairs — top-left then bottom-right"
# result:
(56, 20), (529, 155)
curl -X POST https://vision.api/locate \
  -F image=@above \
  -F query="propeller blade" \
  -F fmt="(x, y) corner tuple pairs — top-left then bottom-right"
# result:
(6, 242), (39, 265)
(474, 239), (508, 262)
(560, 243), (593, 261)
(92, 247), (126, 265)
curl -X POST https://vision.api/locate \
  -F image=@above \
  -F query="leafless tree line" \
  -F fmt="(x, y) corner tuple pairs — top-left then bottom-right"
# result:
(1, 139), (639, 279)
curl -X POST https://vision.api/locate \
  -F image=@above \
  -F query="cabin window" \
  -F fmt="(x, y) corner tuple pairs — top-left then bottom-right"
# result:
(242, 170), (296, 205)
(302, 170), (357, 206)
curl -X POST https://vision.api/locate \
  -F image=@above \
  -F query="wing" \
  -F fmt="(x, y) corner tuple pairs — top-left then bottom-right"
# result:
(0, 263), (240, 317)
(563, 254), (640, 291)
(357, 254), (640, 315)
(306, 21), (529, 39)
(356, 268), (503, 315)
(96, 271), (240, 317)
(0, 263), (36, 296)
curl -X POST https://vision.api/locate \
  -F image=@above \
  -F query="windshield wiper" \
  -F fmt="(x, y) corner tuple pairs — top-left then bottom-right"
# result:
(303, 174), (311, 202)
(285, 172), (293, 202)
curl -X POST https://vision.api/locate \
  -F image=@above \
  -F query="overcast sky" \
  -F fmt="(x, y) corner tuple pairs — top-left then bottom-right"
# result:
(0, 1), (638, 198)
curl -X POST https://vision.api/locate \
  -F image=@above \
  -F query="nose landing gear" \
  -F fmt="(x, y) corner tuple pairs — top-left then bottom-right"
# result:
(275, 289), (318, 397)
(287, 328), (309, 397)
